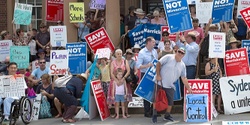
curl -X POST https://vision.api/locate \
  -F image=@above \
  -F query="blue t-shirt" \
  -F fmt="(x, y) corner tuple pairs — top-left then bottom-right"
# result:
(31, 67), (50, 79)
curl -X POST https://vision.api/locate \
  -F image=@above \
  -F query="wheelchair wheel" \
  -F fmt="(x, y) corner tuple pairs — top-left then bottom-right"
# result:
(20, 97), (32, 124)
(9, 100), (19, 125)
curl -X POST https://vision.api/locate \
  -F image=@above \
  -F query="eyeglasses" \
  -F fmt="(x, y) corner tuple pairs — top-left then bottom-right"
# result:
(177, 50), (185, 55)
(39, 62), (46, 64)
(165, 44), (170, 46)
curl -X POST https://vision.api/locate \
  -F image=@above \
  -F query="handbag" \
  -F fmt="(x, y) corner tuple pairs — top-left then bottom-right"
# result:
(39, 96), (52, 119)
(155, 81), (168, 112)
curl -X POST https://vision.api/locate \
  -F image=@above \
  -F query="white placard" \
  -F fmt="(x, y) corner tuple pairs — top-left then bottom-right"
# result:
(209, 32), (226, 58)
(49, 50), (69, 75)
(237, 0), (250, 18)
(220, 75), (250, 115)
(49, 26), (67, 47)
(0, 40), (12, 62)
(96, 48), (111, 59)
(31, 94), (42, 121)
(196, 2), (213, 24)
(128, 97), (144, 108)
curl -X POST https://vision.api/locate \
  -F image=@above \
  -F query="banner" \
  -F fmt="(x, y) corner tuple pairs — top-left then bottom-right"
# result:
(242, 40), (250, 63)
(196, 2), (213, 24)
(91, 80), (110, 121)
(128, 24), (161, 48)
(184, 79), (212, 122)
(237, 0), (250, 18)
(50, 26), (67, 47)
(96, 48), (111, 59)
(211, 0), (235, 24)
(0, 40), (12, 62)
(220, 75), (250, 114)
(10, 46), (29, 69)
(89, 0), (106, 10)
(66, 42), (87, 75)
(49, 50), (69, 75)
(134, 59), (158, 103)
(13, 3), (32, 25)
(162, 0), (193, 33)
(46, 0), (64, 22)
(69, 2), (85, 23)
(240, 7), (250, 29)
(209, 32), (226, 58)
(85, 27), (114, 53)
(224, 48), (250, 76)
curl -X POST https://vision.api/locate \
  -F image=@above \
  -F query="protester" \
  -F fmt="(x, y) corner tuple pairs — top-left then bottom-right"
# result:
(151, 10), (166, 25)
(158, 40), (175, 59)
(228, 37), (240, 50)
(220, 20), (238, 45)
(0, 30), (11, 40)
(125, 6), (137, 33)
(73, 16), (91, 42)
(0, 56), (10, 75)
(99, 57), (111, 97)
(132, 44), (141, 54)
(12, 22), (31, 46)
(234, 17), (247, 41)
(189, 5), (196, 18)
(56, 20), (64, 26)
(184, 18), (204, 44)
(37, 49), (49, 62)
(85, 58), (101, 80)
(153, 47), (192, 123)
(45, 45), (51, 61)
(36, 23), (50, 50)
(134, 8), (150, 27)
(158, 31), (178, 52)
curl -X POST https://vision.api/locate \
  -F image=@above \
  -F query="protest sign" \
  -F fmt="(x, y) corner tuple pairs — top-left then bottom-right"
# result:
(240, 7), (250, 29)
(242, 40), (250, 63)
(224, 48), (250, 76)
(184, 79), (212, 122)
(31, 94), (42, 121)
(161, 26), (177, 41)
(220, 75), (250, 115)
(223, 121), (250, 125)
(174, 79), (182, 101)
(50, 26), (67, 47)
(162, 0), (193, 33)
(91, 80), (110, 121)
(128, 97), (143, 108)
(32, 60), (50, 72)
(209, 32), (226, 58)
(237, 0), (250, 18)
(134, 59), (158, 103)
(85, 27), (114, 53)
(10, 46), (29, 69)
(96, 48), (111, 59)
(186, 0), (200, 4)
(211, 0), (235, 24)
(49, 50), (69, 75)
(66, 42), (87, 74)
(89, 0), (106, 10)
(14, 3), (32, 25)
(128, 24), (161, 48)
(46, 0), (63, 22)
(69, 2), (85, 23)
(196, 2), (213, 24)
(0, 40), (12, 62)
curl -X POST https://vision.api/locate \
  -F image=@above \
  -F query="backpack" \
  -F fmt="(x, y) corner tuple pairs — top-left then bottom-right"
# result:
(39, 96), (52, 119)
(200, 35), (209, 57)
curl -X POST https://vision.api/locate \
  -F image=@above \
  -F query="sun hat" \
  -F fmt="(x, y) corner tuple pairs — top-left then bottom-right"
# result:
(134, 8), (145, 15)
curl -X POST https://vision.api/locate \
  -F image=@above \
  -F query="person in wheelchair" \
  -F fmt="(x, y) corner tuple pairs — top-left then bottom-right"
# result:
(53, 73), (87, 123)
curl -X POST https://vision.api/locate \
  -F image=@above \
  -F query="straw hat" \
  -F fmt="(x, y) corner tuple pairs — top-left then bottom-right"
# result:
(134, 8), (145, 15)
(209, 24), (217, 28)
(125, 49), (134, 55)
(80, 73), (88, 80)
(133, 44), (141, 50)
(228, 37), (239, 44)
(0, 30), (8, 36)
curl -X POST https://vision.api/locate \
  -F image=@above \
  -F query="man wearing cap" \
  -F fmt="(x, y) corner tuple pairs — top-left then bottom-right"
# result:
(37, 49), (50, 62)
(124, 6), (137, 33)
(136, 37), (158, 117)
(184, 18), (204, 44)
(36, 23), (50, 50)
(134, 8), (150, 27)
(153, 47), (192, 123)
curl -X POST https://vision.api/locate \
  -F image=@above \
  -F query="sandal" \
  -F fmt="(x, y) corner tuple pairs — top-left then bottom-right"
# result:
(125, 113), (131, 118)
(217, 110), (224, 114)
(55, 114), (62, 118)
(111, 114), (117, 118)
(62, 119), (76, 123)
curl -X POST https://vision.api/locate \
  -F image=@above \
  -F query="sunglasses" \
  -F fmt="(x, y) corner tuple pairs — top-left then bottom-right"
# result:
(162, 35), (168, 36)
(39, 62), (46, 64)
(178, 50), (185, 55)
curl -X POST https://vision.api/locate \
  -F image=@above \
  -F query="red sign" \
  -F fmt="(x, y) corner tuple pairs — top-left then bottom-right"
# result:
(46, 0), (64, 22)
(85, 27), (115, 53)
(184, 79), (212, 121)
(240, 7), (250, 29)
(91, 80), (110, 121)
(161, 26), (177, 41)
(224, 48), (250, 76)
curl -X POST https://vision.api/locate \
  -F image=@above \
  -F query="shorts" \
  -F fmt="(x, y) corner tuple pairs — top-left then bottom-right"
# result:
(115, 94), (125, 102)
(162, 87), (175, 106)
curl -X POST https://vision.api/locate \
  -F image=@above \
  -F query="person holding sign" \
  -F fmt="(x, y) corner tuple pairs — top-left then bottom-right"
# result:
(153, 48), (192, 123)
(36, 23), (50, 50)
(0, 30), (11, 40)
(228, 37), (240, 50)
(73, 17), (91, 42)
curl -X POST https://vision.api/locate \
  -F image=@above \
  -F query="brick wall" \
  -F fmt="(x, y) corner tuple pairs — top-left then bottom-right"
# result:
(0, 0), (7, 32)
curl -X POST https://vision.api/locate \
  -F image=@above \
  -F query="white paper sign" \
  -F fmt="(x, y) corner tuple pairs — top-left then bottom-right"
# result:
(31, 94), (42, 121)
(96, 48), (111, 59)
(128, 97), (144, 108)
(196, 2), (213, 23)
(49, 50), (69, 75)
(220, 75), (250, 115)
(222, 121), (250, 125)
(31, 60), (50, 72)
(0, 40), (12, 62)
(237, 0), (250, 18)
(49, 26), (67, 47)
(209, 32), (226, 58)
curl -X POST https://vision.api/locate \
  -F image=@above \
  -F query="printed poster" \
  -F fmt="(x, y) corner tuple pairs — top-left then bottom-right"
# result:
(50, 26), (67, 47)
(241, 40), (250, 64)
(240, 7), (250, 29)
(66, 42), (87, 75)
(220, 75), (250, 115)
(96, 48), (111, 59)
(89, 0), (106, 10)
(69, 2), (85, 23)
(85, 27), (114, 53)
(46, 0), (64, 22)
(31, 94), (42, 121)
(237, 0), (250, 18)
(91, 80), (110, 121)
(211, 0), (235, 24)
(10, 46), (30, 69)
(209, 32), (226, 58)
(196, 2), (213, 24)
(224, 48), (250, 76)
(49, 50), (69, 75)
(13, 3), (33, 25)
(162, 0), (193, 33)
(0, 40), (12, 62)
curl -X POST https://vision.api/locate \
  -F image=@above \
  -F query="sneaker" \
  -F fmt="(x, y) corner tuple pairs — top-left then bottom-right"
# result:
(163, 115), (174, 122)
(151, 115), (157, 123)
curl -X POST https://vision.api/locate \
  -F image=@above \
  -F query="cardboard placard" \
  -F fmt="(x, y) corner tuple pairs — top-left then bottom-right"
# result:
(49, 50), (69, 75)
(209, 32), (226, 58)
(69, 2), (85, 23)
(14, 3), (32, 25)
(46, 0), (64, 22)
(49, 26), (67, 47)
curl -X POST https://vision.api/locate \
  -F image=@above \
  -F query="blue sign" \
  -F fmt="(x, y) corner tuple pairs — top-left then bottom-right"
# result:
(162, 0), (193, 33)
(185, 94), (208, 122)
(134, 59), (158, 103)
(174, 79), (182, 101)
(128, 23), (161, 48)
(66, 42), (87, 74)
(242, 40), (250, 64)
(211, 0), (235, 24)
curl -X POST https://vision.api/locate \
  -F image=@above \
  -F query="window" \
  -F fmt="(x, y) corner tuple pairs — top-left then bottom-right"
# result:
(15, 0), (42, 32)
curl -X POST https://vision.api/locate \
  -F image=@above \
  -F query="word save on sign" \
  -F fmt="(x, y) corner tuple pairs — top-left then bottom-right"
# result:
(87, 30), (106, 44)
(226, 51), (245, 59)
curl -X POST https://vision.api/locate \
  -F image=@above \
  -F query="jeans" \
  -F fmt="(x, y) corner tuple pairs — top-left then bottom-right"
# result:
(180, 66), (196, 97)
(4, 97), (19, 116)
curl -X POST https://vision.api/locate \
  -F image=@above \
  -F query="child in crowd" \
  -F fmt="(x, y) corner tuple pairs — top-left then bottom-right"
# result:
(99, 57), (110, 97)
(112, 68), (128, 119)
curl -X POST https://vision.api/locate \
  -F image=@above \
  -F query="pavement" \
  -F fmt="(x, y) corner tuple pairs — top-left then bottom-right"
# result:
(5, 113), (250, 125)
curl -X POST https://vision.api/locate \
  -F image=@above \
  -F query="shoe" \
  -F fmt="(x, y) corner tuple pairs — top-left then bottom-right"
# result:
(157, 114), (161, 117)
(151, 115), (157, 123)
(163, 115), (174, 122)
(217, 110), (224, 114)
(144, 113), (152, 118)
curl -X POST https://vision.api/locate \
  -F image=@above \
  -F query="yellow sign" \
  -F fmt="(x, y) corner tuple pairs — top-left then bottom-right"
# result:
(69, 2), (85, 23)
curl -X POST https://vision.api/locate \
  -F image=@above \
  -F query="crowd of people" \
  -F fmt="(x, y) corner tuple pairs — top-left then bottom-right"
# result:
(0, 4), (250, 124)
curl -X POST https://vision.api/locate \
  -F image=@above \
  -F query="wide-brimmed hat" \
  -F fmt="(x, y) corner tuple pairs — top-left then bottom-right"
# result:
(133, 44), (141, 50)
(228, 37), (239, 44)
(177, 47), (186, 54)
(125, 49), (134, 55)
(80, 73), (88, 80)
(187, 31), (196, 37)
(0, 30), (8, 36)
(134, 8), (145, 15)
